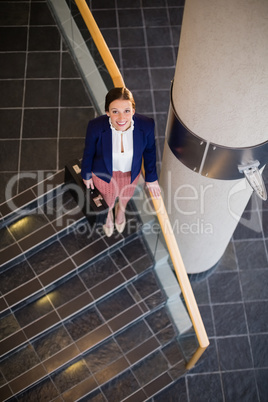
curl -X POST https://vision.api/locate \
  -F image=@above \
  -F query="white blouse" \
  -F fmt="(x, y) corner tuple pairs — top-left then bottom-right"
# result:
(109, 118), (134, 173)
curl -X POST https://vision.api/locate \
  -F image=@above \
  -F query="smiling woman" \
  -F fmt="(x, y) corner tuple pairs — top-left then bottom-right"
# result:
(81, 87), (161, 237)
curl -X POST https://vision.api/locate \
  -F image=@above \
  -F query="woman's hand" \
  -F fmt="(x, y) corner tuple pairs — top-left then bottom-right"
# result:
(146, 180), (161, 199)
(83, 178), (94, 189)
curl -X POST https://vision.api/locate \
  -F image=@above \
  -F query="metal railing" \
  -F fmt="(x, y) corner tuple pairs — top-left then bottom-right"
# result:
(73, 0), (209, 367)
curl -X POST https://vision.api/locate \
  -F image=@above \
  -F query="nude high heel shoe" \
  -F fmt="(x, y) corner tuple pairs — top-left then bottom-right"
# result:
(103, 210), (114, 237)
(115, 202), (126, 233)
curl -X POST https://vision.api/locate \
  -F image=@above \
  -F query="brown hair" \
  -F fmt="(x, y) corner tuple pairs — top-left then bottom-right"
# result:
(105, 87), (136, 112)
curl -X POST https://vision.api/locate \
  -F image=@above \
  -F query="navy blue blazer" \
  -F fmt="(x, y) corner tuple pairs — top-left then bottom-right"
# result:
(81, 113), (158, 183)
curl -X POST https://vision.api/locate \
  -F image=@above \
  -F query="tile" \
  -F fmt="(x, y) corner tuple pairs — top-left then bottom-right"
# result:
(123, 389), (147, 402)
(0, 53), (26, 79)
(146, 27), (172, 46)
(132, 254), (154, 274)
(208, 272), (242, 303)
(250, 334), (268, 368)
(122, 48), (148, 69)
(0, 81), (24, 108)
(92, 9), (117, 28)
(5, 278), (42, 307)
(39, 259), (76, 286)
(120, 237), (147, 263)
(43, 344), (80, 373)
(14, 295), (53, 327)
(28, 26), (60, 51)
(27, 52), (60, 79)
(19, 224), (56, 252)
(0, 109), (22, 139)
(0, 189), (36, 217)
(222, 370), (258, 402)
(15, 378), (59, 402)
(65, 306), (103, 341)
(102, 370), (140, 402)
(60, 79), (91, 107)
(244, 301), (268, 333)
(234, 240), (268, 270)
(48, 276), (86, 308)
(62, 376), (98, 402)
(0, 243), (22, 267)
(151, 68), (174, 89)
(57, 292), (93, 320)
(197, 305), (214, 337)
(213, 303), (247, 336)
(153, 376), (187, 401)
(95, 356), (129, 384)
(190, 279), (210, 305)
(72, 238), (107, 267)
(0, 344), (40, 382)
(120, 28), (145, 47)
(149, 47), (175, 68)
(0, 330), (27, 356)
(123, 68), (151, 90)
(109, 305), (142, 332)
(0, 385), (12, 401)
(59, 107), (94, 138)
(127, 337), (159, 365)
(0, 227), (15, 250)
(0, 27), (27, 51)
(144, 372), (173, 398)
(162, 339), (184, 366)
(79, 255), (118, 288)
(28, 240), (69, 275)
(216, 241), (238, 272)
(190, 338), (219, 374)
(97, 287), (134, 321)
(58, 138), (86, 169)
(61, 52), (80, 78)
(132, 90), (153, 113)
(76, 324), (111, 352)
(0, 2), (29, 25)
(217, 336), (253, 371)
(132, 350), (169, 386)
(255, 369), (268, 402)
(24, 80), (59, 107)
(187, 374), (223, 402)
(85, 339), (122, 374)
(240, 269), (268, 300)
(153, 89), (170, 113)
(20, 139), (57, 171)
(233, 211), (263, 239)
(23, 311), (59, 339)
(0, 297), (8, 313)
(168, 7), (184, 25)
(133, 271), (160, 299)
(10, 364), (47, 395)
(90, 272), (125, 300)
(30, 2), (56, 25)
(91, 0), (116, 9)
(51, 359), (91, 394)
(143, 8), (169, 26)
(115, 319), (152, 353)
(32, 325), (72, 360)
(0, 313), (20, 340)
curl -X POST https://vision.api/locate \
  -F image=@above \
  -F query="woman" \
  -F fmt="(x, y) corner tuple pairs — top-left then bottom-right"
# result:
(81, 87), (161, 237)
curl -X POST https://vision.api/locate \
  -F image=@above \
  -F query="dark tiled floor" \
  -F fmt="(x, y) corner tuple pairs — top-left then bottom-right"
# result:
(1, 0), (268, 401)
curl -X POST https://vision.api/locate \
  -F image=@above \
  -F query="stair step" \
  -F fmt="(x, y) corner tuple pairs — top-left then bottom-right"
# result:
(0, 172), (189, 401)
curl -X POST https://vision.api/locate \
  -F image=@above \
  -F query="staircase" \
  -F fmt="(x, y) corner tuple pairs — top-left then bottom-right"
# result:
(0, 170), (191, 401)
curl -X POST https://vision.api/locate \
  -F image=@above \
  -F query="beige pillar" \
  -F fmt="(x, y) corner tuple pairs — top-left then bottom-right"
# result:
(160, 0), (268, 273)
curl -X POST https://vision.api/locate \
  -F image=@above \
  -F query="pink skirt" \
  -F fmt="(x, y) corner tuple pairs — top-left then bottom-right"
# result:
(92, 171), (140, 208)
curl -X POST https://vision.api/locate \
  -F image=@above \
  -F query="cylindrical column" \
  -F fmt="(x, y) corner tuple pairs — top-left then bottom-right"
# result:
(160, 0), (268, 273)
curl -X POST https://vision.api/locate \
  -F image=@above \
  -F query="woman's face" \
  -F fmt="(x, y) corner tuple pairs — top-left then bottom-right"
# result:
(106, 99), (135, 131)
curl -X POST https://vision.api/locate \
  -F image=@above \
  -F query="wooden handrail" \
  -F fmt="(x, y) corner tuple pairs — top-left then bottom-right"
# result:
(74, 0), (125, 88)
(74, 0), (209, 360)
